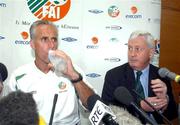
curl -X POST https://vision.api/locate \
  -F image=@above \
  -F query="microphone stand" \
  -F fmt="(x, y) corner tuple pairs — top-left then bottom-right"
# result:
(130, 102), (158, 125)
(49, 94), (58, 125)
(132, 89), (172, 125)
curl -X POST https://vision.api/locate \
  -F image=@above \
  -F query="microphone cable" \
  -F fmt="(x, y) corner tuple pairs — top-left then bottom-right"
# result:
(132, 89), (172, 125)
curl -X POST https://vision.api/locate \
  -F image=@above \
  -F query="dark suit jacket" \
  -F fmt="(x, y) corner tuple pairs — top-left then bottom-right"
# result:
(102, 63), (178, 124)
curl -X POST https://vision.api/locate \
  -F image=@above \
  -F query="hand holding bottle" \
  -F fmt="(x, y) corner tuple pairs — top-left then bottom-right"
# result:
(48, 50), (67, 77)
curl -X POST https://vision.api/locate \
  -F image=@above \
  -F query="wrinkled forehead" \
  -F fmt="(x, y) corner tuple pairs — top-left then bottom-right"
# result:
(36, 24), (57, 32)
(34, 24), (58, 37)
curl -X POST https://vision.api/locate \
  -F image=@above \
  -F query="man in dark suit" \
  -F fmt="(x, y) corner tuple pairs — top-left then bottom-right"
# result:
(101, 30), (178, 124)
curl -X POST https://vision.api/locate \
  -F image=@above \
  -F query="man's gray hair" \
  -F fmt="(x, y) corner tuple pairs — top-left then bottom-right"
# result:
(129, 30), (155, 48)
(29, 20), (58, 40)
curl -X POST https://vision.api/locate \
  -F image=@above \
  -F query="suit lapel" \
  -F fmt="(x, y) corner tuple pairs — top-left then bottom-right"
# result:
(126, 64), (136, 93)
(148, 64), (156, 97)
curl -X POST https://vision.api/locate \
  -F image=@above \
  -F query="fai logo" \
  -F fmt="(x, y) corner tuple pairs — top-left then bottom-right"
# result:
(58, 81), (67, 93)
(108, 5), (120, 18)
(27, 0), (71, 22)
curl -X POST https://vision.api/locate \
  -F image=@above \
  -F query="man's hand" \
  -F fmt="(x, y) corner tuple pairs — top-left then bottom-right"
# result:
(151, 79), (167, 99)
(141, 79), (168, 112)
(141, 96), (168, 112)
(51, 50), (80, 80)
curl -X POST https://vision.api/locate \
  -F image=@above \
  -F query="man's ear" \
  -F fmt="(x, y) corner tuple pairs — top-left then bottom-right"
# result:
(149, 48), (155, 58)
(30, 40), (35, 49)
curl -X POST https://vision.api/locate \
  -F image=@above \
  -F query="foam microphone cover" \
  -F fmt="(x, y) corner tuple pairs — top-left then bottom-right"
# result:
(158, 67), (176, 79)
(114, 87), (133, 106)
(87, 94), (101, 111)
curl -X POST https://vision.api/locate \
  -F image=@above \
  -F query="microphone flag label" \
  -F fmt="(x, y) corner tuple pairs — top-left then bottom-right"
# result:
(89, 100), (116, 125)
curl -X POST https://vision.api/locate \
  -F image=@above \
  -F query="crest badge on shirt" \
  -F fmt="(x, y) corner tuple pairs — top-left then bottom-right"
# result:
(58, 81), (67, 93)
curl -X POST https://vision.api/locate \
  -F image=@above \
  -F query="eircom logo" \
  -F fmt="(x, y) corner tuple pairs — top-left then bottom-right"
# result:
(27, 0), (71, 22)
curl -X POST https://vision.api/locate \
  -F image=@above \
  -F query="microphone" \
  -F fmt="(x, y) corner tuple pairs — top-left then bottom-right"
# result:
(158, 67), (180, 83)
(132, 89), (172, 125)
(87, 94), (119, 125)
(114, 87), (158, 125)
(0, 63), (8, 82)
(109, 105), (142, 125)
(49, 94), (58, 125)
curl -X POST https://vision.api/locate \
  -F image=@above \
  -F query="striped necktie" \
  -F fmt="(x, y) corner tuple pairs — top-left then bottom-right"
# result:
(135, 71), (145, 103)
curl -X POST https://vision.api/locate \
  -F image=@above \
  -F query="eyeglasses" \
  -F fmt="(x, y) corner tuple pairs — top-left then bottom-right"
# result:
(128, 46), (145, 53)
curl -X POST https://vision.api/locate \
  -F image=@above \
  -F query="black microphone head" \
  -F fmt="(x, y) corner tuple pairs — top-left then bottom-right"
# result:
(158, 67), (176, 80)
(0, 63), (8, 82)
(87, 94), (101, 111)
(114, 87), (133, 106)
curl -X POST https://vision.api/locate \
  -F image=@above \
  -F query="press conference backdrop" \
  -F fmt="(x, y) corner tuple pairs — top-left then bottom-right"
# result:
(0, 0), (161, 96)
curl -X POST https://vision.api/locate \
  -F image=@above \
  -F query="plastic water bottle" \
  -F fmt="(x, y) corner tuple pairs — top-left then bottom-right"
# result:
(48, 50), (67, 77)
